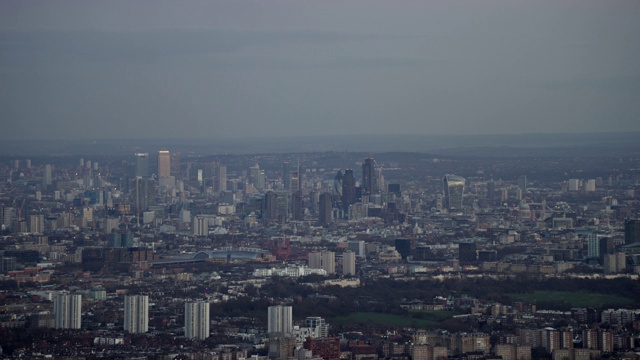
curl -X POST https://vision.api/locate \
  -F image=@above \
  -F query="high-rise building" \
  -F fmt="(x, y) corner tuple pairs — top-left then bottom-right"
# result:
(625, 219), (640, 244)
(283, 161), (290, 190)
(362, 158), (377, 195)
(1, 206), (12, 230)
(185, 301), (210, 340)
(342, 169), (356, 213)
(263, 191), (278, 220)
(394, 239), (413, 261)
(170, 152), (181, 179)
(43, 164), (52, 186)
(193, 216), (208, 237)
(443, 175), (465, 211)
(290, 172), (300, 194)
(343, 251), (356, 276)
(54, 293), (82, 329)
(305, 317), (329, 338)
(124, 295), (149, 333)
(458, 242), (477, 265)
(568, 179), (581, 191)
(517, 175), (527, 192)
(268, 305), (293, 335)
(158, 150), (170, 178)
(318, 192), (333, 226)
(309, 251), (335, 274)
(291, 191), (304, 221)
(29, 214), (45, 234)
(215, 164), (227, 192)
(135, 153), (149, 178)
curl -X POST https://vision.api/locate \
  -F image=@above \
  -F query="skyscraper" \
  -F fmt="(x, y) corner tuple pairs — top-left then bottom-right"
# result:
(443, 174), (465, 211)
(290, 172), (300, 194)
(170, 152), (181, 179)
(268, 305), (293, 334)
(318, 192), (333, 226)
(342, 169), (356, 213)
(291, 191), (304, 221)
(362, 158), (377, 195)
(215, 164), (227, 193)
(135, 153), (149, 178)
(283, 161), (290, 190)
(124, 295), (149, 333)
(54, 293), (82, 329)
(185, 301), (210, 340)
(264, 191), (278, 220)
(158, 150), (171, 178)
(43, 164), (52, 186)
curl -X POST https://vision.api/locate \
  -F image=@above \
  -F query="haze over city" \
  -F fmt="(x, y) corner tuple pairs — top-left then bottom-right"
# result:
(1, 0), (639, 140)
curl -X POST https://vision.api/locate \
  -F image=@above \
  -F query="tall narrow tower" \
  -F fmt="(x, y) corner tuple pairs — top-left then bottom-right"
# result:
(362, 158), (376, 195)
(124, 295), (149, 333)
(185, 301), (210, 340)
(158, 150), (171, 178)
(268, 305), (293, 335)
(54, 293), (82, 329)
(342, 169), (356, 213)
(135, 153), (149, 178)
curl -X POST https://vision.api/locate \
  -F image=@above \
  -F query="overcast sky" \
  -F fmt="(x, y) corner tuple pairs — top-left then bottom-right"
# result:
(1, 0), (639, 140)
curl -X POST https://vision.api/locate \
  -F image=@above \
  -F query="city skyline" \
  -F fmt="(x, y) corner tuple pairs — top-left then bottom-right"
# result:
(1, 0), (639, 141)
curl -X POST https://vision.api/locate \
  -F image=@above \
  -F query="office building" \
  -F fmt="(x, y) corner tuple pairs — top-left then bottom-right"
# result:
(333, 170), (343, 207)
(518, 175), (527, 192)
(124, 295), (149, 333)
(625, 219), (640, 244)
(135, 153), (149, 178)
(394, 238), (413, 260)
(443, 174), (465, 211)
(568, 179), (581, 191)
(290, 172), (300, 194)
(184, 301), (210, 340)
(318, 192), (333, 226)
(263, 191), (278, 220)
(170, 152), (181, 178)
(282, 161), (290, 190)
(291, 191), (304, 221)
(268, 305), (293, 334)
(341, 169), (356, 213)
(157, 150), (171, 178)
(458, 242), (477, 265)
(214, 164), (227, 192)
(343, 251), (356, 276)
(54, 293), (82, 329)
(362, 158), (377, 195)
(347, 240), (366, 258)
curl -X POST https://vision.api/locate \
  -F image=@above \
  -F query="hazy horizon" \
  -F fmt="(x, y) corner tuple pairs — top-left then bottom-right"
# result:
(1, 0), (639, 140)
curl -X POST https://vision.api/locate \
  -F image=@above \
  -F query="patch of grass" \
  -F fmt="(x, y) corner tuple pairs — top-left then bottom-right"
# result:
(408, 310), (461, 322)
(333, 311), (458, 329)
(507, 291), (633, 308)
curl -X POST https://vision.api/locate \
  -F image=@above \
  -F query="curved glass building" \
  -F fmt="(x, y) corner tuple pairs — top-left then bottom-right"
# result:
(443, 174), (465, 211)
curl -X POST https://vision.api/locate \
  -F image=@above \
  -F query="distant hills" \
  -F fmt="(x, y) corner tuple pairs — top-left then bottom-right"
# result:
(1, 132), (638, 157)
